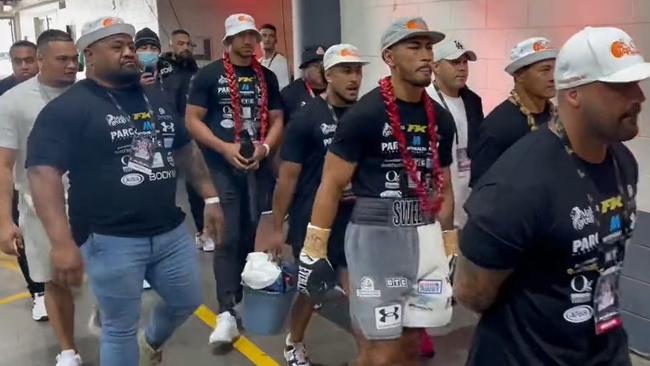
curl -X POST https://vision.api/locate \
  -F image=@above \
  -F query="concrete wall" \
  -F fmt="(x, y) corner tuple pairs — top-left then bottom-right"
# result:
(156, 0), (293, 68)
(17, 0), (158, 43)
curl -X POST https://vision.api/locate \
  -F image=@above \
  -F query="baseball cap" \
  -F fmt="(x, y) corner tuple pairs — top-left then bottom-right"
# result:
(434, 39), (477, 62)
(299, 45), (326, 69)
(76, 16), (136, 51)
(505, 37), (558, 76)
(223, 13), (261, 45)
(323, 44), (368, 70)
(555, 27), (650, 90)
(134, 27), (161, 50)
(380, 16), (445, 52)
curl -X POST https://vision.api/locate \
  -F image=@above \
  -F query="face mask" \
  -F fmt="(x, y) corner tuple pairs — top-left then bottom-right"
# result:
(137, 51), (159, 69)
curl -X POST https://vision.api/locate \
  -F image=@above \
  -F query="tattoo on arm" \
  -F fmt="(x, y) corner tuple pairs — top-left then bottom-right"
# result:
(453, 253), (513, 313)
(174, 142), (217, 198)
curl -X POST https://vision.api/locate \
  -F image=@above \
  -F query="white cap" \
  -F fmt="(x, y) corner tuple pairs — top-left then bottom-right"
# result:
(323, 44), (369, 70)
(555, 26), (650, 90)
(76, 17), (135, 51)
(505, 37), (558, 76)
(223, 13), (261, 45)
(434, 39), (477, 62)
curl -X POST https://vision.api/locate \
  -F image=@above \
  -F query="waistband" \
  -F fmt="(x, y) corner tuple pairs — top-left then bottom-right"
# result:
(351, 197), (434, 227)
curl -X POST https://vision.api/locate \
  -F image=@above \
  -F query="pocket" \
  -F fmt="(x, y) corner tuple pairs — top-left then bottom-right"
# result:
(80, 233), (97, 263)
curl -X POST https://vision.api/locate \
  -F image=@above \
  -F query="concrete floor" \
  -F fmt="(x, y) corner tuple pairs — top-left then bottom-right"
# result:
(0, 181), (649, 366)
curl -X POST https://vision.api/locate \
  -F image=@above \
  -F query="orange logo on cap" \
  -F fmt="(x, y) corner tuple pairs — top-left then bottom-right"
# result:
(102, 18), (114, 27)
(533, 41), (549, 52)
(406, 19), (427, 31)
(340, 48), (359, 58)
(238, 15), (252, 23)
(611, 40), (640, 58)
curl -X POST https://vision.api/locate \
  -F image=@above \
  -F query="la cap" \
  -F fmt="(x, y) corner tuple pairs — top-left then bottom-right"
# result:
(223, 13), (261, 45)
(505, 37), (558, 76)
(380, 17), (445, 52)
(555, 26), (650, 90)
(323, 44), (368, 70)
(76, 17), (135, 51)
(434, 39), (477, 62)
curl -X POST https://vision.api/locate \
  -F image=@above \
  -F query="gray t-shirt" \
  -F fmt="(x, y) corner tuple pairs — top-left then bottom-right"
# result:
(0, 76), (70, 211)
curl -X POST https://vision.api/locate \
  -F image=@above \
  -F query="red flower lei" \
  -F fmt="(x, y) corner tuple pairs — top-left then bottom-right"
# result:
(223, 52), (269, 143)
(379, 76), (444, 218)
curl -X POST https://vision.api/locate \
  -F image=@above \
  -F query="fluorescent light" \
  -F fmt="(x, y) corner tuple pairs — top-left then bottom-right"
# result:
(2, 5), (12, 12)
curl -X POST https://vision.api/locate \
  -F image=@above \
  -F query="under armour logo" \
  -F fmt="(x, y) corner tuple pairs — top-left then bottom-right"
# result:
(454, 40), (464, 50)
(374, 304), (401, 329)
(378, 306), (400, 322)
(161, 122), (175, 133)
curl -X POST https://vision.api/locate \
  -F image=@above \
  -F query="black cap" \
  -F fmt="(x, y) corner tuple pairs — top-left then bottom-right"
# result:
(134, 27), (161, 50)
(299, 45), (326, 69)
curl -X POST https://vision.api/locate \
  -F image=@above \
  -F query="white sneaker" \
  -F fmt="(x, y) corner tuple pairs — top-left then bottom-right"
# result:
(284, 334), (312, 366)
(202, 235), (215, 252)
(208, 311), (240, 345)
(32, 293), (48, 321)
(143, 279), (151, 290)
(195, 232), (204, 249)
(88, 306), (102, 337)
(55, 350), (82, 366)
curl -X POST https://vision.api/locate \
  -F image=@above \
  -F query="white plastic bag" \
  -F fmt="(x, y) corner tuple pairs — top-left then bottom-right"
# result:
(241, 252), (282, 290)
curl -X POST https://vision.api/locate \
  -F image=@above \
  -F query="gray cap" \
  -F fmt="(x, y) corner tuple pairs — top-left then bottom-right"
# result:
(76, 16), (135, 51)
(380, 17), (445, 52)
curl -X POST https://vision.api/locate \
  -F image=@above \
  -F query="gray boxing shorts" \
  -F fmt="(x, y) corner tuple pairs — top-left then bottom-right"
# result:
(345, 197), (453, 340)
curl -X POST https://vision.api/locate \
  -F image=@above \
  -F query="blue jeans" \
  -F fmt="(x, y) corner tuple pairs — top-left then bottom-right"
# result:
(81, 223), (202, 366)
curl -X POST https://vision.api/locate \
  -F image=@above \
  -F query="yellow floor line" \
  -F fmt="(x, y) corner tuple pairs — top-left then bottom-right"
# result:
(194, 305), (280, 366)
(0, 259), (20, 274)
(0, 291), (30, 306)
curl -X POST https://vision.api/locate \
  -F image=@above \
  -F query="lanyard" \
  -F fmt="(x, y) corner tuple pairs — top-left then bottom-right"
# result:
(266, 52), (278, 68)
(305, 80), (315, 98)
(326, 102), (340, 125)
(106, 89), (158, 133)
(554, 117), (635, 244)
(433, 82), (459, 145)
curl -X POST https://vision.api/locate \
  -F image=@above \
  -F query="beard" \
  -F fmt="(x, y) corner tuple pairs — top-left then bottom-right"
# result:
(108, 67), (141, 86)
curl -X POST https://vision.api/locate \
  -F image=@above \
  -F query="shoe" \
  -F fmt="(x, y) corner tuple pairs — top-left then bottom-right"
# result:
(209, 311), (240, 345)
(284, 334), (312, 366)
(195, 232), (204, 249)
(55, 350), (82, 366)
(419, 329), (435, 358)
(143, 279), (152, 290)
(88, 306), (102, 337)
(139, 332), (162, 366)
(202, 235), (215, 252)
(32, 293), (48, 321)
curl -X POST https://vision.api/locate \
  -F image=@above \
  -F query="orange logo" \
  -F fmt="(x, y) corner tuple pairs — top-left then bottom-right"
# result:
(406, 19), (427, 31)
(611, 40), (640, 58)
(340, 48), (359, 58)
(533, 41), (549, 52)
(238, 15), (252, 24)
(102, 18), (114, 27)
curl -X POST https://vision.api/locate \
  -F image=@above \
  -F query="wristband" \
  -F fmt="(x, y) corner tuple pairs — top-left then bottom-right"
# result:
(204, 197), (221, 205)
(303, 223), (330, 259)
(262, 143), (271, 157)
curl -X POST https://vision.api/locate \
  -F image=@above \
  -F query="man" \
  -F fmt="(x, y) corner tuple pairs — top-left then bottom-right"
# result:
(186, 13), (283, 345)
(426, 38), (483, 227)
(259, 23), (291, 89)
(0, 39), (45, 322)
(281, 45), (327, 122)
(455, 26), (646, 366)
(470, 37), (557, 186)
(0, 30), (78, 365)
(0, 40), (39, 94)
(298, 17), (456, 366)
(25, 17), (224, 366)
(269, 44), (367, 366)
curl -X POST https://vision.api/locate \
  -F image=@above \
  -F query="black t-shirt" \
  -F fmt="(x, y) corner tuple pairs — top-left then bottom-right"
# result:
(281, 78), (320, 124)
(280, 97), (352, 245)
(187, 59), (282, 169)
(461, 128), (637, 366)
(329, 87), (454, 199)
(470, 99), (553, 186)
(26, 79), (190, 244)
(0, 75), (18, 95)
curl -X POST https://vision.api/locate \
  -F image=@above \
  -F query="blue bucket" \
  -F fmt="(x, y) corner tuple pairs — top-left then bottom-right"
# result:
(242, 287), (297, 335)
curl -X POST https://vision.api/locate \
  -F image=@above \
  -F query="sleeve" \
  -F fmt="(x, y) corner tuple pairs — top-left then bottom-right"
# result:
(186, 68), (211, 109)
(460, 182), (540, 270)
(0, 97), (19, 150)
(265, 71), (282, 111)
(280, 109), (311, 164)
(25, 101), (76, 171)
(435, 104), (454, 168)
(328, 104), (368, 163)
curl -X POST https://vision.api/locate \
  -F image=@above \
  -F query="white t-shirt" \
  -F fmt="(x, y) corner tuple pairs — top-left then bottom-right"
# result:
(259, 52), (290, 90)
(0, 76), (70, 212)
(426, 83), (471, 227)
